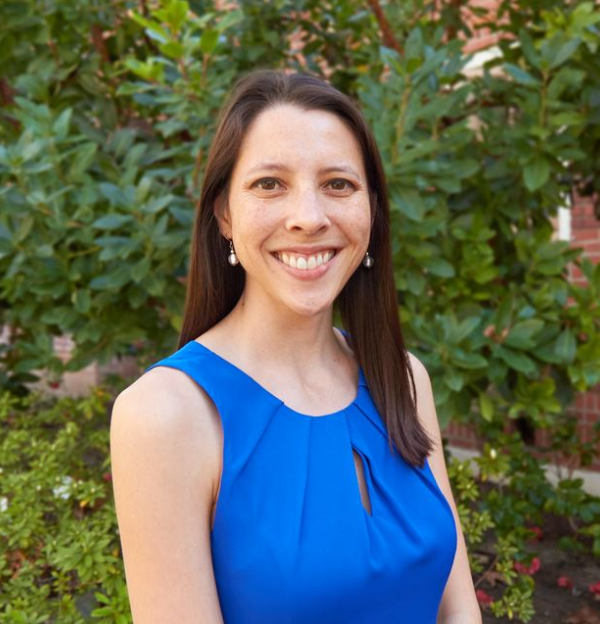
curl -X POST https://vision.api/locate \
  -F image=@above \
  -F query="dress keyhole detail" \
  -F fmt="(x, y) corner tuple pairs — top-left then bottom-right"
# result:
(352, 447), (372, 516)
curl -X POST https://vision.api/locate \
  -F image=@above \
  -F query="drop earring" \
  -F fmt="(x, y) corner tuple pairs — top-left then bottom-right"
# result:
(362, 251), (374, 268)
(227, 238), (239, 266)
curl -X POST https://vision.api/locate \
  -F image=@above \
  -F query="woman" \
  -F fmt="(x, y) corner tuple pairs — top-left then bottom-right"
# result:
(110, 69), (481, 624)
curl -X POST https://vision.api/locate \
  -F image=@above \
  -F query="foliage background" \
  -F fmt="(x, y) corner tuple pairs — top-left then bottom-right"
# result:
(1, 0), (600, 621)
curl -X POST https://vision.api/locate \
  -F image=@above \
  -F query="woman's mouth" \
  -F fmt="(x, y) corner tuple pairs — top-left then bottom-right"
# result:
(271, 249), (338, 279)
(273, 249), (336, 270)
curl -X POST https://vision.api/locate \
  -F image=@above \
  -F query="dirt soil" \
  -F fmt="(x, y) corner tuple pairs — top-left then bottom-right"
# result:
(480, 515), (600, 623)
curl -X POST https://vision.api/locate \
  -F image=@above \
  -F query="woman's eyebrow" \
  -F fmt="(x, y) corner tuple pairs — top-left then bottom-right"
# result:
(246, 162), (362, 180)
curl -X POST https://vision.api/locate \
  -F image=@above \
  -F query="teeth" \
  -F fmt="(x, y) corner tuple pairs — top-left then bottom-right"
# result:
(276, 250), (336, 270)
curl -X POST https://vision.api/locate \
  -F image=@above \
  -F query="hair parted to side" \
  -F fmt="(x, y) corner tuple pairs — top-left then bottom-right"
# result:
(178, 69), (435, 468)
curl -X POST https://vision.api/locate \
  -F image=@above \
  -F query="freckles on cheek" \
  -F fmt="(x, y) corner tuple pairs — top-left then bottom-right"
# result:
(236, 207), (280, 251)
(346, 208), (371, 233)
(247, 203), (280, 227)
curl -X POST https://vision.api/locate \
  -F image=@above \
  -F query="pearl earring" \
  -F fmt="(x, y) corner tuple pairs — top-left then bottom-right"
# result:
(227, 238), (239, 266)
(362, 251), (374, 268)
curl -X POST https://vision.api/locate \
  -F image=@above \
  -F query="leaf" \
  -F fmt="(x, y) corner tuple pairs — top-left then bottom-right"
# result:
(518, 29), (541, 70)
(131, 257), (151, 282)
(21, 139), (44, 162)
(549, 37), (581, 69)
(130, 12), (170, 43)
(523, 158), (550, 192)
(142, 195), (173, 215)
(379, 45), (404, 75)
(159, 40), (185, 59)
(405, 27), (423, 60)
(549, 111), (586, 127)
(479, 393), (494, 422)
(89, 265), (131, 290)
(216, 10), (244, 33)
(53, 108), (72, 139)
(497, 347), (537, 375)
(95, 236), (132, 247)
(393, 188), (426, 222)
(555, 328), (577, 364)
(200, 29), (219, 54)
(444, 368), (464, 392)
(98, 183), (130, 207)
(123, 58), (164, 83)
(504, 63), (540, 87)
(453, 351), (488, 369)
(72, 289), (91, 314)
(423, 256), (455, 278)
(92, 214), (134, 230)
(505, 319), (544, 349)
(481, 569), (505, 587)
(433, 176), (461, 193)
(450, 159), (479, 179)
(453, 317), (481, 343)
(68, 143), (98, 179)
(165, 0), (189, 33)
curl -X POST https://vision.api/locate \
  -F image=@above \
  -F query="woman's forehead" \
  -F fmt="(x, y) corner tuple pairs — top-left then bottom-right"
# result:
(234, 105), (365, 175)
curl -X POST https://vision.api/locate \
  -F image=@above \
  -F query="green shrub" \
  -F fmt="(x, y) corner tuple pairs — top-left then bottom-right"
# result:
(1, 0), (599, 621)
(0, 387), (131, 623)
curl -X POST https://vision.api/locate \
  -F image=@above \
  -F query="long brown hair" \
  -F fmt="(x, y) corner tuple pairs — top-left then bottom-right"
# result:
(178, 69), (435, 468)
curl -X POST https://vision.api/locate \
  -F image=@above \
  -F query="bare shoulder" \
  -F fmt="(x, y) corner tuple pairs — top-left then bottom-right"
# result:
(406, 350), (429, 381)
(111, 366), (223, 497)
(405, 351), (482, 621)
(113, 365), (222, 447)
(405, 350), (442, 448)
(110, 365), (224, 623)
(406, 350), (435, 404)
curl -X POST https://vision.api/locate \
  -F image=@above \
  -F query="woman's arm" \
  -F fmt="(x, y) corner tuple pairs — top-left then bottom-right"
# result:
(110, 367), (224, 624)
(407, 353), (483, 624)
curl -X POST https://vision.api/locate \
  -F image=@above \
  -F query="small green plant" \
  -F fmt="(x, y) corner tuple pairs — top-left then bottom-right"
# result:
(0, 387), (131, 622)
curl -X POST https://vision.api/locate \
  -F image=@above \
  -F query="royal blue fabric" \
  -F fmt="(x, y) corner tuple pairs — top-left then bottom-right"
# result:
(145, 329), (457, 623)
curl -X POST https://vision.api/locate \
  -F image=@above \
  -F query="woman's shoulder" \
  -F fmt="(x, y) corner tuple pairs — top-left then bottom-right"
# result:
(406, 350), (427, 376)
(111, 365), (223, 474)
(117, 363), (203, 416)
(109, 367), (224, 622)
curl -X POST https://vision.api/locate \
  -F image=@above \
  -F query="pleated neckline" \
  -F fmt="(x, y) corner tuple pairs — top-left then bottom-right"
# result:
(185, 329), (366, 420)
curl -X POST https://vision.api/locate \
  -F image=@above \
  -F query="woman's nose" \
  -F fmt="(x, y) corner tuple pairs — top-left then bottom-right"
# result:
(285, 188), (330, 233)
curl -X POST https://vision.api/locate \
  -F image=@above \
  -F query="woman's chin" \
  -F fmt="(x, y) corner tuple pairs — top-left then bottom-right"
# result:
(274, 295), (336, 318)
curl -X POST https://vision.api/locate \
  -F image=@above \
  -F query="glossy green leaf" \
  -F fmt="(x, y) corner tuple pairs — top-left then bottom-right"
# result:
(555, 328), (577, 364)
(504, 63), (540, 86)
(479, 392), (494, 422)
(523, 158), (550, 191)
(91, 214), (134, 230)
(200, 29), (219, 54)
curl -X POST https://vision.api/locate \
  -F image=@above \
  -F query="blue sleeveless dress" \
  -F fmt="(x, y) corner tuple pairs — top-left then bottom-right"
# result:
(145, 330), (457, 623)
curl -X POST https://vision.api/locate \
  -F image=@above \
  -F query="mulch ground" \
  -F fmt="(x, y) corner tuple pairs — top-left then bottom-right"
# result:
(480, 514), (600, 623)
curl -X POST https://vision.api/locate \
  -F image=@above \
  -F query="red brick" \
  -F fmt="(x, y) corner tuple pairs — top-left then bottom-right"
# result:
(571, 200), (596, 215)
(572, 217), (600, 228)
(579, 241), (600, 254)
(573, 228), (600, 242)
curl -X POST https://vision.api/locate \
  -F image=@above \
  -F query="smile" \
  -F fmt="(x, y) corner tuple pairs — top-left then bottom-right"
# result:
(272, 249), (336, 270)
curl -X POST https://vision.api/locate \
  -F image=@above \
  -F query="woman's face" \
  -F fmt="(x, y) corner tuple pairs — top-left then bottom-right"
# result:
(219, 104), (372, 318)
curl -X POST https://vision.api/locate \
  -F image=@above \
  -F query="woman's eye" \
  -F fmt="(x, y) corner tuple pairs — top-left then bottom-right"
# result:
(327, 179), (355, 192)
(251, 178), (355, 192)
(253, 178), (281, 191)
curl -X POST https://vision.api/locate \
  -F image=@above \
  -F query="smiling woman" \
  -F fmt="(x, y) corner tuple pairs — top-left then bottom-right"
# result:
(224, 103), (372, 304)
(110, 70), (481, 624)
